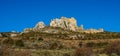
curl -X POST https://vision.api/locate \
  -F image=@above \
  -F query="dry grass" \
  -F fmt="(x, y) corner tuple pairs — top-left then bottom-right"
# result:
(0, 47), (31, 56)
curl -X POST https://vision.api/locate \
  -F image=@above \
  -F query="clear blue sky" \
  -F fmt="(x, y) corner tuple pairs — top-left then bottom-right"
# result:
(0, 0), (120, 32)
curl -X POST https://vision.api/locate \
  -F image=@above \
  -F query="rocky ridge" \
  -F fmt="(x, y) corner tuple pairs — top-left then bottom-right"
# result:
(23, 17), (104, 33)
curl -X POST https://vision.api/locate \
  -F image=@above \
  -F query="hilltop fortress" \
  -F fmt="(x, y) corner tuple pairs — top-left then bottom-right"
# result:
(23, 17), (104, 33)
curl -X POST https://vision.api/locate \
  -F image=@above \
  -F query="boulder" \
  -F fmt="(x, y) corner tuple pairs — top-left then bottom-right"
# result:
(34, 21), (45, 29)
(10, 33), (18, 37)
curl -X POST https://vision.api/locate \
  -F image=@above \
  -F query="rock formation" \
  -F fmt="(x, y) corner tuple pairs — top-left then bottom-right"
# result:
(10, 31), (19, 37)
(50, 17), (78, 31)
(84, 28), (104, 33)
(10, 33), (18, 37)
(34, 21), (45, 30)
(23, 17), (104, 33)
(23, 22), (46, 33)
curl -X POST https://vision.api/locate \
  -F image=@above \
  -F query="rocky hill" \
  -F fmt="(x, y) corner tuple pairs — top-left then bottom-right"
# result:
(23, 17), (104, 34)
(0, 17), (120, 56)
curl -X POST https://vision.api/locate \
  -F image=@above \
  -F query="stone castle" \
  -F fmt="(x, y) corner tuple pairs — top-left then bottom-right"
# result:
(23, 17), (104, 33)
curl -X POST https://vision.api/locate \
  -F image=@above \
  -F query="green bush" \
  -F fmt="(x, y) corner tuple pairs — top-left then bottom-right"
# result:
(2, 38), (14, 46)
(15, 39), (24, 47)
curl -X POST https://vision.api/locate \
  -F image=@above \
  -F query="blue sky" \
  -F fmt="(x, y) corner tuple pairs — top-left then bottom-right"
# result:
(0, 0), (120, 32)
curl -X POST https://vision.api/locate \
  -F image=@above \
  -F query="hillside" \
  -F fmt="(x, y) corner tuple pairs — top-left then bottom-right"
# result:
(0, 17), (120, 56)
(0, 27), (120, 56)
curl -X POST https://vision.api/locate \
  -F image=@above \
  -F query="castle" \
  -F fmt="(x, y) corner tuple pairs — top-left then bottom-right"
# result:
(23, 17), (104, 33)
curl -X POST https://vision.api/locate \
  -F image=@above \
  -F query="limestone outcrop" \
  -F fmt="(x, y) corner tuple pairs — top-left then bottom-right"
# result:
(23, 17), (104, 33)
(34, 21), (45, 30)
(84, 28), (104, 33)
(50, 17), (78, 31)
(23, 22), (46, 33)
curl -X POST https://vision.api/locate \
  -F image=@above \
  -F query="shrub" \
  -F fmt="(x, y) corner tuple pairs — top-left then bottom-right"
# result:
(104, 41), (120, 55)
(63, 53), (70, 56)
(86, 42), (108, 48)
(2, 38), (14, 46)
(0, 46), (13, 56)
(37, 37), (43, 41)
(40, 40), (64, 49)
(74, 47), (93, 56)
(111, 53), (118, 56)
(15, 39), (24, 47)
(0, 46), (31, 56)
(86, 42), (94, 47)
